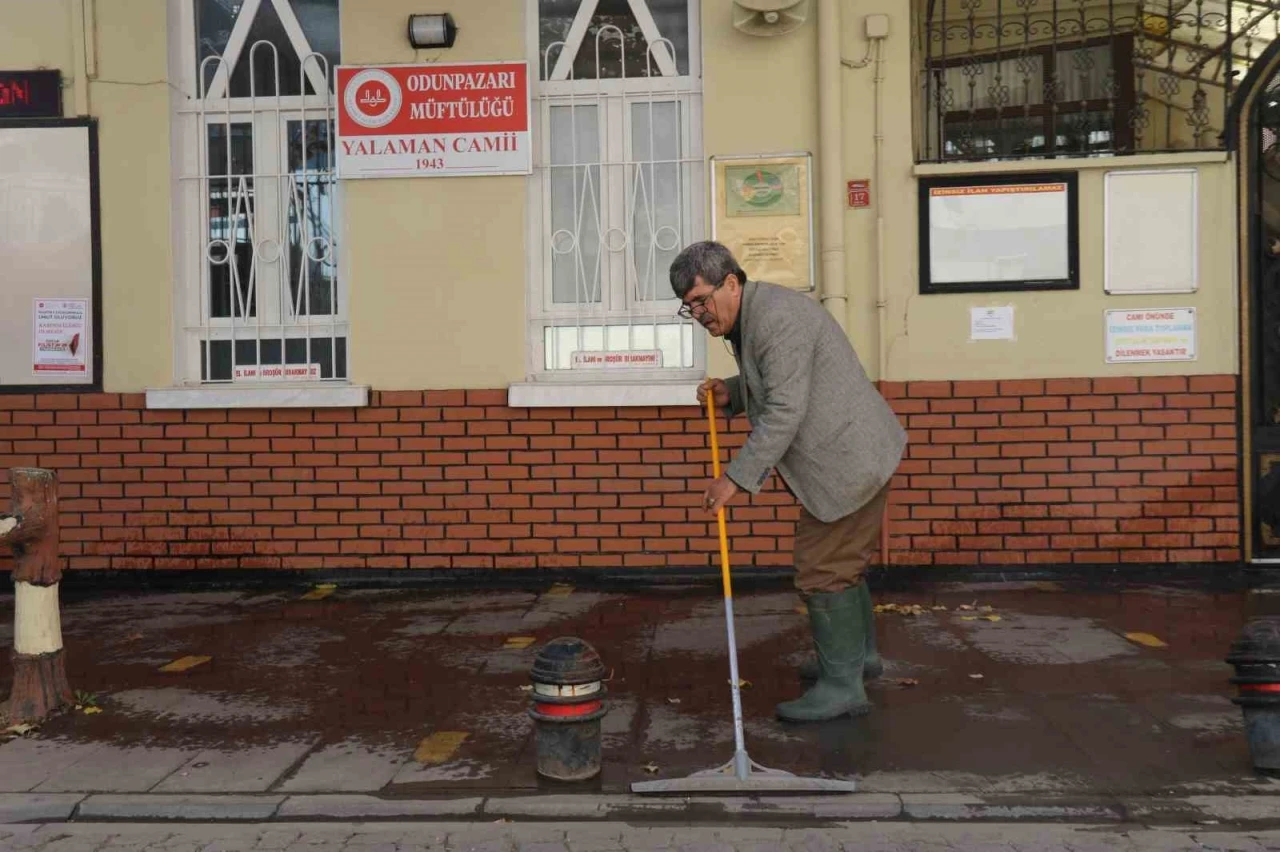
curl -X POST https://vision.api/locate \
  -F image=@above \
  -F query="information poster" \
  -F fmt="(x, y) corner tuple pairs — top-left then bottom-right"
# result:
(920, 173), (1078, 294)
(1105, 308), (1196, 363)
(969, 306), (1015, 340)
(32, 298), (88, 375)
(711, 153), (814, 292)
(335, 61), (531, 179)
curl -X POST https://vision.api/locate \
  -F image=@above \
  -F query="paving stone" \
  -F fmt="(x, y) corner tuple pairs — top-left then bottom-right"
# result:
(0, 741), (103, 793)
(0, 793), (83, 822)
(76, 795), (283, 821)
(155, 744), (314, 794)
(278, 795), (482, 820)
(35, 746), (197, 793)
(277, 742), (406, 793)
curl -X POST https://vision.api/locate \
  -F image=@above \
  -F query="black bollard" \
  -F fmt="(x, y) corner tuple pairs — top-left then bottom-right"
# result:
(528, 636), (608, 782)
(1226, 616), (1280, 775)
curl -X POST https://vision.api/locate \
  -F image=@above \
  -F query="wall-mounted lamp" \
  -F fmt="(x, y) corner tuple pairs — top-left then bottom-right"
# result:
(407, 13), (458, 49)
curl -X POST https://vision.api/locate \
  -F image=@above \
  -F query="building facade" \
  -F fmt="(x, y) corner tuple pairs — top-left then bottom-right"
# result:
(0, 0), (1270, 574)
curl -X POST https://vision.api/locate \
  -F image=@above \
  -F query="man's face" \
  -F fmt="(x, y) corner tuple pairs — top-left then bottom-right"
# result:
(680, 274), (741, 338)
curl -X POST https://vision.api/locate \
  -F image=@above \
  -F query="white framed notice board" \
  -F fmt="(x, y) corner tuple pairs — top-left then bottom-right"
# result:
(918, 171), (1079, 294)
(0, 118), (102, 391)
(1104, 168), (1198, 294)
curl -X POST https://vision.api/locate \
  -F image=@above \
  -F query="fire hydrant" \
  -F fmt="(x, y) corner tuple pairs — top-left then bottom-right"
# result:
(528, 636), (607, 782)
(0, 468), (72, 725)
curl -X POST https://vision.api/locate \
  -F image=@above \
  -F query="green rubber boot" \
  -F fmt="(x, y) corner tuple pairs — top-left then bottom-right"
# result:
(777, 587), (872, 722)
(798, 583), (883, 680)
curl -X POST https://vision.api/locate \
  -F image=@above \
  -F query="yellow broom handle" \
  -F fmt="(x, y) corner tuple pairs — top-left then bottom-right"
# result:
(707, 393), (733, 601)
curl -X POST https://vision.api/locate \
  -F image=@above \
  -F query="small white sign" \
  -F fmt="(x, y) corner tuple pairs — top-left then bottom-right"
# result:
(232, 363), (322, 381)
(570, 350), (663, 369)
(1105, 308), (1196, 363)
(32, 298), (88, 375)
(970, 306), (1015, 341)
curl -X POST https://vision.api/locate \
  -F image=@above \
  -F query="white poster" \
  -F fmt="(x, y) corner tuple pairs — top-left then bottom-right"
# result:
(32, 298), (87, 375)
(970, 306), (1015, 341)
(571, 350), (663, 369)
(929, 182), (1070, 285)
(1105, 308), (1196, 363)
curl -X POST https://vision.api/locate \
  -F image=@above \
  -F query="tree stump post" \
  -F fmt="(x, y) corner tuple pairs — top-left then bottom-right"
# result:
(0, 468), (72, 725)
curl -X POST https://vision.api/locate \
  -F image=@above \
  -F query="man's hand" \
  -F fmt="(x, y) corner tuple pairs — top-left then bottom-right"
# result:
(702, 475), (740, 516)
(697, 378), (730, 409)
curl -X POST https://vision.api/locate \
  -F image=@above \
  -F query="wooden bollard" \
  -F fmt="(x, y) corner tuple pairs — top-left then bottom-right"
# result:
(0, 468), (72, 724)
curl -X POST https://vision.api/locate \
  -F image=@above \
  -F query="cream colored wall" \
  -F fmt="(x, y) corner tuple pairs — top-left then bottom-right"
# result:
(341, 0), (528, 390)
(0, 0), (172, 393)
(701, 0), (819, 379)
(732, 0), (1239, 378)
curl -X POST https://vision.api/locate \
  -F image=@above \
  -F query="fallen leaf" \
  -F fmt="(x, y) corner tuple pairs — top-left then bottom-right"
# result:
(300, 583), (336, 601)
(1124, 632), (1168, 649)
(667, 697), (682, 705)
(503, 636), (537, 650)
(980, 606), (995, 613)
(159, 655), (212, 673)
(81, 707), (102, 715)
(982, 615), (1002, 623)
(545, 584), (574, 598)
(957, 604), (975, 612)
(414, 731), (469, 765)
(2, 723), (36, 737)
(960, 616), (978, 621)
(969, 673), (985, 680)
(518, 685), (533, 692)
(728, 679), (752, 688)
(896, 678), (920, 687)
(642, 762), (660, 774)
(931, 605), (948, 612)
(125, 633), (143, 642)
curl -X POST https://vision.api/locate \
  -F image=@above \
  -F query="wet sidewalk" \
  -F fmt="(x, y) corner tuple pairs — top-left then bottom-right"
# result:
(0, 578), (1276, 823)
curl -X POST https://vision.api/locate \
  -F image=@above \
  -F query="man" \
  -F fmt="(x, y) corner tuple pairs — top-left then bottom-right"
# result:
(670, 241), (907, 723)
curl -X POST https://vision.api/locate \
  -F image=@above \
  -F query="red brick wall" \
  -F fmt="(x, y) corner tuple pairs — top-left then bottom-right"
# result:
(883, 376), (1241, 565)
(0, 375), (1240, 573)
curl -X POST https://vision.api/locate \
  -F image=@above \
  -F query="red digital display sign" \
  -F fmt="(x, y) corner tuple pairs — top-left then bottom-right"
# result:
(0, 70), (62, 119)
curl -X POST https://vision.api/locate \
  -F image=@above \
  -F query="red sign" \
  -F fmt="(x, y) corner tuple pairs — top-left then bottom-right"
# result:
(847, 179), (871, 209)
(335, 61), (531, 179)
(0, 70), (62, 118)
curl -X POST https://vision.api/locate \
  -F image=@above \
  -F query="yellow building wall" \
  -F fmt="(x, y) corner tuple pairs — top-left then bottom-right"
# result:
(0, 0), (173, 393)
(341, 0), (528, 390)
(0, 0), (1240, 392)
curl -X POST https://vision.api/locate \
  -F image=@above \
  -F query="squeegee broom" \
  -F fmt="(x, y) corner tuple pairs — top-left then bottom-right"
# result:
(630, 393), (857, 795)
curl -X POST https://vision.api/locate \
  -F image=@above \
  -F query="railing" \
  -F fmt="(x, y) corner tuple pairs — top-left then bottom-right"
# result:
(916, 0), (1280, 162)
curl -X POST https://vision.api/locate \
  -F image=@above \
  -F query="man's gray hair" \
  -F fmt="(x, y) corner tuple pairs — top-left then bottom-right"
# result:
(669, 241), (747, 299)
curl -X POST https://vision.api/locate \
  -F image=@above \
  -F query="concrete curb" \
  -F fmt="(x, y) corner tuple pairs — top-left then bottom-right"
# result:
(0, 792), (1271, 826)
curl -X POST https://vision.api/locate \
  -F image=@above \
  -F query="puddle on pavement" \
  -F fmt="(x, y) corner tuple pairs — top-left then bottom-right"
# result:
(0, 582), (1260, 795)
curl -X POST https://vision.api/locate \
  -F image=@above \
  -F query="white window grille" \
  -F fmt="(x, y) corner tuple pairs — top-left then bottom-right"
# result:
(528, 0), (704, 380)
(169, 0), (345, 384)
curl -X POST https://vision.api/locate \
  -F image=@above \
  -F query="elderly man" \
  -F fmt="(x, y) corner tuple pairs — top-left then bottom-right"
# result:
(670, 241), (907, 723)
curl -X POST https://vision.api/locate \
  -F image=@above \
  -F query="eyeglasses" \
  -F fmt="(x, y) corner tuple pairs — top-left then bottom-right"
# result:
(676, 280), (724, 320)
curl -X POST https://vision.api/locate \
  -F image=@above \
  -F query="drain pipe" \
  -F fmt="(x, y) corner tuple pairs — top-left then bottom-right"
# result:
(817, 0), (847, 330)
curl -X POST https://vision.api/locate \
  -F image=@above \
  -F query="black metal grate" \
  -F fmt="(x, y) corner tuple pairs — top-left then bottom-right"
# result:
(917, 0), (1280, 162)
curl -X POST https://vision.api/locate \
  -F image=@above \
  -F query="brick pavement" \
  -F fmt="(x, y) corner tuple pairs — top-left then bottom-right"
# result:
(2, 821), (1279, 852)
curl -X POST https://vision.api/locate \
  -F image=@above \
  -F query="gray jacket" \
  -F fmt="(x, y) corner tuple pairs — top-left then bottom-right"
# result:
(723, 280), (907, 523)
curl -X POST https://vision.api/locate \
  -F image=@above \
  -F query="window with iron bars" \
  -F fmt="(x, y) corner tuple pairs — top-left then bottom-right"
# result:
(916, 0), (1280, 162)
(170, 0), (344, 384)
(528, 0), (705, 380)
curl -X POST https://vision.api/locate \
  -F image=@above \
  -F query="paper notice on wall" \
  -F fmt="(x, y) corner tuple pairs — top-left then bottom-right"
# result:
(32, 298), (87, 375)
(570, 350), (663, 369)
(1105, 308), (1196, 363)
(970, 306), (1015, 341)
(233, 364), (322, 381)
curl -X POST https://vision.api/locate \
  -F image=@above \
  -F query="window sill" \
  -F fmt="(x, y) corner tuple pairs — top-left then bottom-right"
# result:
(508, 381), (700, 408)
(146, 384), (370, 410)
